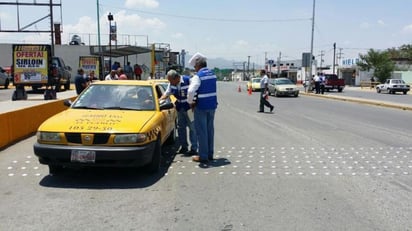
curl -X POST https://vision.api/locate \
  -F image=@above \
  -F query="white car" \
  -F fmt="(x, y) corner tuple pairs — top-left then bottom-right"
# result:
(0, 66), (10, 89)
(268, 78), (299, 97)
(376, 79), (410, 94)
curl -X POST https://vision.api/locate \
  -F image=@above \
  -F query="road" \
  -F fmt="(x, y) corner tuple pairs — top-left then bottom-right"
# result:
(0, 81), (412, 230)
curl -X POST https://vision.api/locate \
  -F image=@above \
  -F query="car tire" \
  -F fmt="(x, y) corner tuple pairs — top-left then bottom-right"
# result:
(48, 165), (63, 175)
(64, 80), (70, 91)
(4, 78), (9, 89)
(165, 123), (176, 145)
(403, 91), (407, 95)
(376, 88), (381, 93)
(145, 136), (161, 173)
(275, 90), (280, 97)
(55, 82), (62, 92)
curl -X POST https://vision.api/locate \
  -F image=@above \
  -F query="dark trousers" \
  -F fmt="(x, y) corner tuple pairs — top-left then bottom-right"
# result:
(315, 81), (321, 94)
(259, 91), (273, 112)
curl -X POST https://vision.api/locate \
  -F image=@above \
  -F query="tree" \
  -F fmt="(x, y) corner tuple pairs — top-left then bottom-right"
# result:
(357, 49), (394, 83)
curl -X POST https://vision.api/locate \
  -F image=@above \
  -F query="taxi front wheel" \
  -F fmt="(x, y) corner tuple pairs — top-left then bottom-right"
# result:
(145, 137), (161, 173)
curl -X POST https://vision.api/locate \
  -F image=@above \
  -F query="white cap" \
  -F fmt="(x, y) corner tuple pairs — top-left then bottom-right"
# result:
(188, 52), (207, 67)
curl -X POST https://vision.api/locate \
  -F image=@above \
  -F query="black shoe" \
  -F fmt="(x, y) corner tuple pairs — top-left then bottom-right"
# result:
(208, 157), (214, 161)
(177, 147), (188, 154)
(257, 110), (264, 113)
(270, 106), (274, 112)
(184, 149), (198, 156)
(192, 155), (209, 164)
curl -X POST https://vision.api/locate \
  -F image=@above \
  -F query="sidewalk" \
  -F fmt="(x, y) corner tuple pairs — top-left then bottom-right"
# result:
(0, 89), (77, 113)
(299, 86), (412, 111)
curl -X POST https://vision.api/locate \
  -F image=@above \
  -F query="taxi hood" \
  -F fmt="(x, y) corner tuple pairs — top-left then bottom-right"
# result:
(38, 109), (156, 133)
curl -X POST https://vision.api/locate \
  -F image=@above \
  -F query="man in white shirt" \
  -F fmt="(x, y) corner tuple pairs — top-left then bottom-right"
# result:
(258, 70), (274, 113)
(105, 70), (118, 80)
(187, 52), (218, 165)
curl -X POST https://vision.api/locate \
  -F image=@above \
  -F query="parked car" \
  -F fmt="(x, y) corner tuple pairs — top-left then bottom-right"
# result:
(246, 77), (262, 91)
(0, 66), (10, 89)
(33, 80), (177, 175)
(376, 79), (410, 94)
(268, 78), (299, 97)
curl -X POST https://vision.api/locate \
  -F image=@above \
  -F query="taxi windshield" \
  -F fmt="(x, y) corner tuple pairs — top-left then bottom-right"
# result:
(72, 84), (155, 111)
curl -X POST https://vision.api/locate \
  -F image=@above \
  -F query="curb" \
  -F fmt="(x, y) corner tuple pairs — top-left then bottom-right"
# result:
(0, 94), (77, 150)
(300, 91), (412, 111)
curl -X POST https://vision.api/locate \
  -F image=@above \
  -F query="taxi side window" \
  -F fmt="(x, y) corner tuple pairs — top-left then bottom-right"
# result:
(155, 85), (165, 99)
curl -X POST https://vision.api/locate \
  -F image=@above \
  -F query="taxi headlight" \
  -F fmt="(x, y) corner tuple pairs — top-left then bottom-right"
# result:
(114, 134), (146, 144)
(37, 132), (61, 142)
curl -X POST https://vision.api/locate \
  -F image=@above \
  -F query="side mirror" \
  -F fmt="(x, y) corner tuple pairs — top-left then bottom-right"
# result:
(159, 98), (174, 110)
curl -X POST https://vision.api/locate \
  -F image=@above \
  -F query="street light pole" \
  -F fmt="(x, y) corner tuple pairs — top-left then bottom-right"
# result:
(307, 0), (316, 92)
(108, 12), (114, 70)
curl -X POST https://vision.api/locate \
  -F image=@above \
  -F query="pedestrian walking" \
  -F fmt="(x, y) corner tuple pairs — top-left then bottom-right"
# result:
(161, 69), (198, 156)
(187, 52), (218, 165)
(257, 69), (274, 113)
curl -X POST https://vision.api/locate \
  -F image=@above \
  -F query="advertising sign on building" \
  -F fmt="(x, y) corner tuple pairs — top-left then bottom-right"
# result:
(79, 56), (101, 78)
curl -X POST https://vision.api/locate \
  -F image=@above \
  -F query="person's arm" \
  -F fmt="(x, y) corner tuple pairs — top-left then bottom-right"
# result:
(187, 75), (200, 105)
(160, 83), (173, 100)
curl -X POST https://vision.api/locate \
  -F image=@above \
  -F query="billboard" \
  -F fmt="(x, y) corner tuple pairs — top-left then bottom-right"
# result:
(12, 44), (51, 85)
(79, 56), (101, 79)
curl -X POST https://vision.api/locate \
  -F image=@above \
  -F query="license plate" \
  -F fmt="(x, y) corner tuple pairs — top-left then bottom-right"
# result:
(71, 150), (96, 163)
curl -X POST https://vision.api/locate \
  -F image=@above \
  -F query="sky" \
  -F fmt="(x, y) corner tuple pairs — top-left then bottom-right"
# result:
(0, 0), (411, 68)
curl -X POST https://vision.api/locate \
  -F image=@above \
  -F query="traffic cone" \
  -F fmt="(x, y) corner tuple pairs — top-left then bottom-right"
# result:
(238, 85), (241, 92)
(248, 86), (252, 95)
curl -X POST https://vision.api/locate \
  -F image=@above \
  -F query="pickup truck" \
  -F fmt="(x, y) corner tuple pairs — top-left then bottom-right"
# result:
(323, 74), (345, 92)
(30, 57), (72, 92)
(306, 74), (345, 92)
(376, 79), (410, 94)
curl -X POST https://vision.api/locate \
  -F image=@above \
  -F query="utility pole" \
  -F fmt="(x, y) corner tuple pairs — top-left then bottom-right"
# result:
(247, 55), (250, 79)
(243, 62), (246, 81)
(337, 48), (344, 67)
(333, 42), (336, 75)
(308, 0), (316, 93)
(277, 52), (281, 78)
(319, 50), (325, 70)
(49, 0), (54, 56)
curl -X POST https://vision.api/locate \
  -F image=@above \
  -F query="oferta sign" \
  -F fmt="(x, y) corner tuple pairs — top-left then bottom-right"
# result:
(12, 44), (51, 85)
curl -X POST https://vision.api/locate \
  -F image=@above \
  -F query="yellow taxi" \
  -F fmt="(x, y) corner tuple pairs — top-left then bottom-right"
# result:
(246, 77), (262, 91)
(33, 80), (177, 174)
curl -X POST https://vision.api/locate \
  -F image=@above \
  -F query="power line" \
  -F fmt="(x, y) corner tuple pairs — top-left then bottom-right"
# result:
(100, 4), (311, 23)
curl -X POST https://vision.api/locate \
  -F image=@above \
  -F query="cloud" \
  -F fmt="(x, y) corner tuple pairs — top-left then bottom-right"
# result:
(125, 0), (159, 8)
(377, 20), (385, 26)
(171, 33), (183, 39)
(402, 24), (412, 33)
(235, 40), (248, 47)
(360, 22), (370, 29)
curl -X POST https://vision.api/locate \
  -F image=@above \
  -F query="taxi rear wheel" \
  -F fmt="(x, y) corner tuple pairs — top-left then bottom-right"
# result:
(145, 136), (161, 173)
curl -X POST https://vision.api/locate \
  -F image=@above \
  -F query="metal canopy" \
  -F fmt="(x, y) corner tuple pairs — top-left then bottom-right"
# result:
(89, 45), (151, 58)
